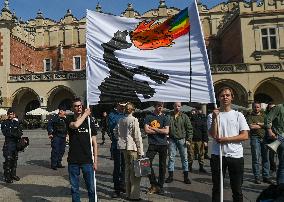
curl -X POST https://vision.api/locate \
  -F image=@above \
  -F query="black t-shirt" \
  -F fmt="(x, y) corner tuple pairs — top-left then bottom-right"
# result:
(67, 116), (97, 164)
(144, 113), (169, 145)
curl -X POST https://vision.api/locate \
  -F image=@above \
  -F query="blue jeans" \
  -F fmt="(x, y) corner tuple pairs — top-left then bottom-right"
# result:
(167, 138), (188, 172)
(68, 164), (95, 202)
(250, 136), (270, 179)
(277, 142), (284, 184)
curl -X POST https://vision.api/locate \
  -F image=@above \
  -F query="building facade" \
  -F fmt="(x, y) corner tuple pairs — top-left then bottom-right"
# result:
(0, 0), (283, 119)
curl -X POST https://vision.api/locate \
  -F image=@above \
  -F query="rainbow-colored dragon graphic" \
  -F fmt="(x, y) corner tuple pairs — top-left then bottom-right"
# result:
(130, 8), (190, 50)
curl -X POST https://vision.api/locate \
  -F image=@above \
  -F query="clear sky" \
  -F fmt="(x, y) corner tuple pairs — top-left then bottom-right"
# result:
(6, 0), (225, 21)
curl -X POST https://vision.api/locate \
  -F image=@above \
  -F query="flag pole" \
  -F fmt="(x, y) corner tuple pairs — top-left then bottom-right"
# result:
(214, 104), (223, 202)
(193, 0), (223, 201)
(86, 59), (98, 202)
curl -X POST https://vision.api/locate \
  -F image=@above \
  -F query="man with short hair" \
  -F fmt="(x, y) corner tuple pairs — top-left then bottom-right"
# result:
(67, 98), (97, 202)
(108, 102), (126, 198)
(247, 102), (271, 184)
(166, 102), (192, 184)
(265, 103), (284, 185)
(208, 87), (249, 202)
(144, 102), (169, 194)
(1, 108), (23, 183)
(47, 105), (68, 170)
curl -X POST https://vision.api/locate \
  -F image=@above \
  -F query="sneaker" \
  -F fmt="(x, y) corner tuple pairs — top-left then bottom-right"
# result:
(147, 185), (160, 194)
(5, 179), (13, 183)
(157, 188), (165, 195)
(57, 164), (65, 168)
(263, 178), (275, 185)
(111, 191), (120, 198)
(254, 179), (261, 184)
(12, 176), (20, 181)
(51, 166), (57, 170)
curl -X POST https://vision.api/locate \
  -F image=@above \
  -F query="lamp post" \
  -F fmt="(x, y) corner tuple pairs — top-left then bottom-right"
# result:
(0, 89), (3, 106)
(247, 90), (253, 108)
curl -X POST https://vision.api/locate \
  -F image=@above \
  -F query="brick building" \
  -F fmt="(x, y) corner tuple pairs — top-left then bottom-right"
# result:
(0, 0), (284, 119)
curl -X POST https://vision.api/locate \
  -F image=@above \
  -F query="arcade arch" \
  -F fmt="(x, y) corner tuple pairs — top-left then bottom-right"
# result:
(11, 88), (40, 120)
(214, 79), (248, 107)
(47, 86), (76, 111)
(254, 77), (284, 104)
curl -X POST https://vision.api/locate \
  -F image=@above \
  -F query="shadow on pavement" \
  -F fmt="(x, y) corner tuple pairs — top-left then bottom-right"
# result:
(26, 160), (51, 169)
(166, 186), (211, 201)
(0, 183), (72, 201)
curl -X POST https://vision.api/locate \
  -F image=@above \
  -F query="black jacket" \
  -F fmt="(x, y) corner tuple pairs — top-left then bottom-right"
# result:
(191, 114), (208, 142)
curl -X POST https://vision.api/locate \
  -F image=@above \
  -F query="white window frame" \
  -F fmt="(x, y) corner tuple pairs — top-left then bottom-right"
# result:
(260, 27), (278, 50)
(43, 58), (52, 72)
(73, 55), (81, 70)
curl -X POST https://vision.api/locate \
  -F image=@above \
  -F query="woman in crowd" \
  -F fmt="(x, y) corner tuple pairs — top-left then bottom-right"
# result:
(116, 102), (144, 201)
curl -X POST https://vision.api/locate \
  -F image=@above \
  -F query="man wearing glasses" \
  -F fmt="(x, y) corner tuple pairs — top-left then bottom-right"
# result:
(67, 98), (98, 202)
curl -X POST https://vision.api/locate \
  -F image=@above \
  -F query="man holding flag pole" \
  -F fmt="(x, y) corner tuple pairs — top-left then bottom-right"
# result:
(208, 87), (249, 202)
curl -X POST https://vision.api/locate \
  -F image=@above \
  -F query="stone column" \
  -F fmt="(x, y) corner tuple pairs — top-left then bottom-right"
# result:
(201, 104), (207, 115)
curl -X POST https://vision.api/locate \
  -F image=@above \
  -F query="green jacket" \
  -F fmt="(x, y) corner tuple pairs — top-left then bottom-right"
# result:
(168, 112), (193, 140)
(246, 111), (265, 138)
(265, 104), (284, 136)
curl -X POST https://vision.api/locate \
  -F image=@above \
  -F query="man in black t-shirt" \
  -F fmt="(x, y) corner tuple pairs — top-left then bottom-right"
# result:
(67, 98), (98, 202)
(144, 102), (169, 194)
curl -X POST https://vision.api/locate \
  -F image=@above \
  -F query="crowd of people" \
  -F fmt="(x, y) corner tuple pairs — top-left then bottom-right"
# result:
(1, 86), (284, 202)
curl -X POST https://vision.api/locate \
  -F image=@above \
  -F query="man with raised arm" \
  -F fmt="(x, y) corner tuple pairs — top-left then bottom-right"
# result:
(67, 98), (97, 202)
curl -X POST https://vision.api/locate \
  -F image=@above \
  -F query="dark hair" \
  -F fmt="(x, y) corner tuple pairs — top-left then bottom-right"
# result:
(7, 108), (15, 114)
(218, 87), (234, 99)
(72, 97), (82, 104)
(154, 101), (164, 107)
(58, 105), (67, 111)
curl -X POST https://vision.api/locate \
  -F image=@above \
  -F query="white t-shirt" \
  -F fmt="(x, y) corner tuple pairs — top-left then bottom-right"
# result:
(207, 110), (250, 158)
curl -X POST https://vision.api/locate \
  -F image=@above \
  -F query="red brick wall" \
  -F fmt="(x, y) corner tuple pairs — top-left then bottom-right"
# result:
(220, 18), (243, 64)
(0, 33), (3, 66)
(10, 36), (86, 74)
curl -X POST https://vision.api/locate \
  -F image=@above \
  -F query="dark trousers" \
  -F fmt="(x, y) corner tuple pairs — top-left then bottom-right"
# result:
(101, 128), (108, 142)
(210, 155), (244, 202)
(146, 144), (167, 188)
(113, 145), (125, 191)
(51, 136), (66, 167)
(3, 142), (18, 181)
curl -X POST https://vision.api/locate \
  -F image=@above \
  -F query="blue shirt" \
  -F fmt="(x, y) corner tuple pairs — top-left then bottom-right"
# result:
(108, 110), (125, 140)
(144, 113), (169, 145)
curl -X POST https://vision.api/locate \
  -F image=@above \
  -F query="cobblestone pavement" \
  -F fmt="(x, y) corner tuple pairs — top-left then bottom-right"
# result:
(0, 129), (275, 202)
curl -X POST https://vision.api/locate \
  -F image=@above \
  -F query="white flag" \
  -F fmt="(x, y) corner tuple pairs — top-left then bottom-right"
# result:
(86, 0), (215, 105)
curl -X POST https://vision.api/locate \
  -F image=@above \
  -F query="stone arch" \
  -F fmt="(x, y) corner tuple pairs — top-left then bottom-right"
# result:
(253, 77), (284, 104)
(47, 85), (76, 111)
(11, 87), (40, 120)
(214, 79), (248, 107)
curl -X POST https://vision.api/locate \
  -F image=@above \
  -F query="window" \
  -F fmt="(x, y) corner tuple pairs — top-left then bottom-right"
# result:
(73, 56), (81, 70)
(261, 28), (277, 50)
(44, 59), (52, 72)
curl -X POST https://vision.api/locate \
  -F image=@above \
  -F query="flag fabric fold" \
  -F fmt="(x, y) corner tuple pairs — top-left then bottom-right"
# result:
(86, 0), (215, 105)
